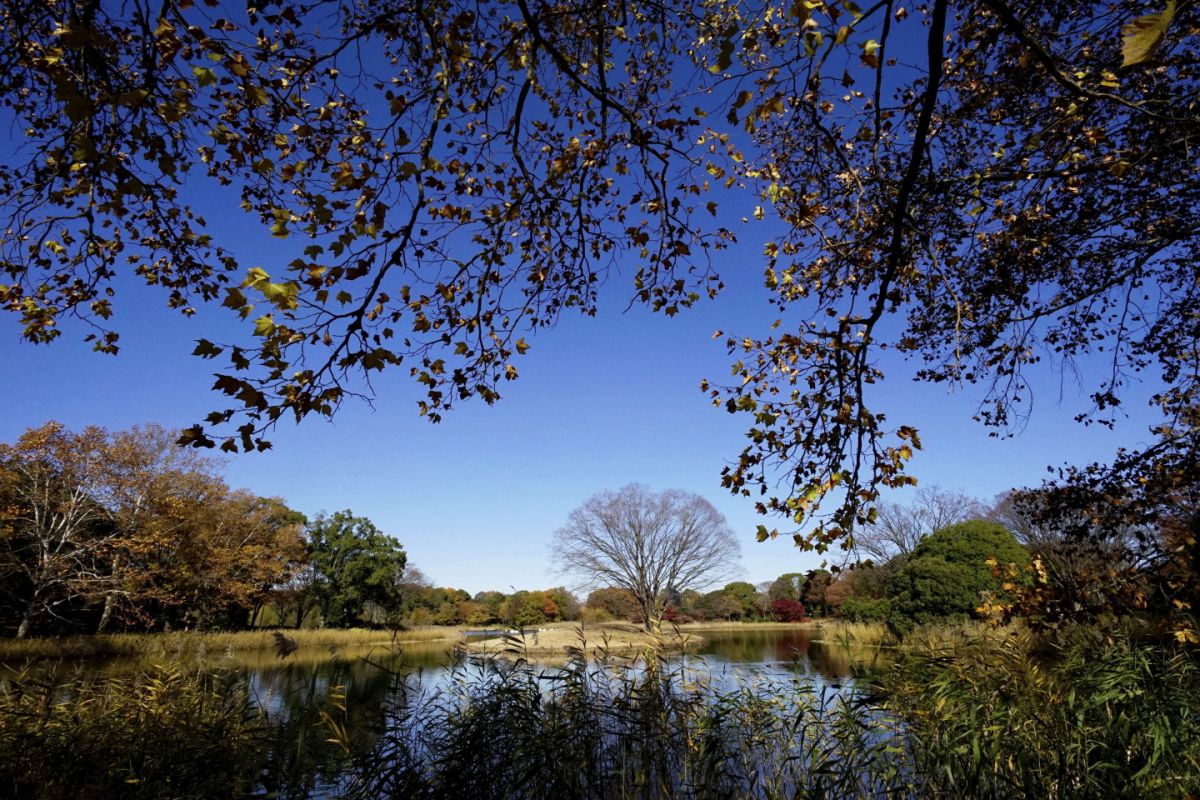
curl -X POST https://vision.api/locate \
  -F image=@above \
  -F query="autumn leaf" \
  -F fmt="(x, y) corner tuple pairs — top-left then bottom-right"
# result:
(1121, 1), (1175, 66)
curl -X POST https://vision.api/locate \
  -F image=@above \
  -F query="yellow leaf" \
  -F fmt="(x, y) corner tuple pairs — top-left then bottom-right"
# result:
(1121, 1), (1175, 66)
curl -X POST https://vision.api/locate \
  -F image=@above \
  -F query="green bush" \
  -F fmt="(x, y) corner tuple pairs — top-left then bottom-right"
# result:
(839, 596), (892, 624)
(887, 519), (1027, 631)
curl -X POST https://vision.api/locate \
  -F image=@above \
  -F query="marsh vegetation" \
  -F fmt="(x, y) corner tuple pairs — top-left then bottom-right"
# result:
(2, 623), (1197, 799)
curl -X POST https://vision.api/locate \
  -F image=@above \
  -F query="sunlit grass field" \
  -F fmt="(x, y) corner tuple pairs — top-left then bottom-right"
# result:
(0, 626), (464, 662)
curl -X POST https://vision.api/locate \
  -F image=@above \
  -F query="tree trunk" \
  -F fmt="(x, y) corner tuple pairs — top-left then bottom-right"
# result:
(96, 556), (122, 634)
(15, 586), (45, 638)
(96, 592), (115, 634)
(15, 610), (32, 640)
(642, 598), (661, 635)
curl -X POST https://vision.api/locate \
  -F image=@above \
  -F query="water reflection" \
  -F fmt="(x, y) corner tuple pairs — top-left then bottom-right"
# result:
(3, 627), (886, 798)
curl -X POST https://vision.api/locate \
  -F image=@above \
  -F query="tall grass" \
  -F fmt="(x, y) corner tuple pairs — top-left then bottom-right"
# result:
(883, 625), (1200, 798)
(1, 626), (1197, 799)
(809, 620), (891, 647)
(343, 649), (910, 799)
(0, 626), (463, 662)
(0, 663), (267, 800)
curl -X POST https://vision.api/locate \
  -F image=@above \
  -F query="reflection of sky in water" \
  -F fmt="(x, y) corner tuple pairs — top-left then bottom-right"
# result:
(8, 629), (890, 798)
(245, 628), (879, 726)
(119, 628), (878, 722)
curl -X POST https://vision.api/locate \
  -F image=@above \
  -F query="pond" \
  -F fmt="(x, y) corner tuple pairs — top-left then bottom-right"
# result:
(244, 625), (873, 716)
(2, 626), (891, 799)
(232, 626), (885, 797)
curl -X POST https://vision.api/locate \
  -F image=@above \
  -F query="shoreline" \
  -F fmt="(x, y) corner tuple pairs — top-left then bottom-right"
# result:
(461, 623), (706, 656)
(0, 619), (878, 662)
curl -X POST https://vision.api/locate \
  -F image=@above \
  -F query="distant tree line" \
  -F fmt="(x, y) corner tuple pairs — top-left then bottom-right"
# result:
(819, 486), (1197, 638)
(7, 422), (1189, 640)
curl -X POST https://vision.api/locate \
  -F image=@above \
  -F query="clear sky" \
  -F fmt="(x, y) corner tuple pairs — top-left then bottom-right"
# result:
(0, 11), (1165, 596)
(0, 203), (1162, 595)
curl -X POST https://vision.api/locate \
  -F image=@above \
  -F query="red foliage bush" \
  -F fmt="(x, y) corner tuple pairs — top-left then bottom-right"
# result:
(771, 598), (808, 622)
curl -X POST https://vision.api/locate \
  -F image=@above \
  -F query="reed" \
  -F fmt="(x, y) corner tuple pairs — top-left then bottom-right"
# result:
(344, 646), (910, 799)
(0, 663), (268, 800)
(882, 624), (1200, 797)
(0, 627), (463, 662)
(809, 620), (891, 647)
(1, 625), (1196, 798)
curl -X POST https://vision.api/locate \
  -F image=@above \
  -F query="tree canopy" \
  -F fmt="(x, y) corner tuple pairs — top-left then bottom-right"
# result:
(1, 0), (1196, 622)
(551, 484), (740, 631)
(887, 519), (1028, 630)
(0, 421), (306, 636)
(304, 510), (407, 627)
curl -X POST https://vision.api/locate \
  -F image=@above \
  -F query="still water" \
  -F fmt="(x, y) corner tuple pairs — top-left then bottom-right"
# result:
(8, 627), (884, 798)
(247, 625), (870, 718)
(234, 626), (881, 797)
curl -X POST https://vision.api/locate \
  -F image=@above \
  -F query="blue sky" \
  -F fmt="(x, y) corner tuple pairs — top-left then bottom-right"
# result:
(0, 210), (1162, 595)
(0, 8), (1166, 595)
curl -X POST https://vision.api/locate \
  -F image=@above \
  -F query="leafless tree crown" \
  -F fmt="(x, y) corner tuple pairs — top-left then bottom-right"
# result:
(551, 484), (741, 627)
(854, 486), (986, 562)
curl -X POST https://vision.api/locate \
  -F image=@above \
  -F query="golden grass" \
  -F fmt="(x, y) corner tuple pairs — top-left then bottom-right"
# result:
(462, 623), (704, 657)
(899, 620), (1029, 653)
(809, 621), (891, 647)
(0, 626), (464, 662)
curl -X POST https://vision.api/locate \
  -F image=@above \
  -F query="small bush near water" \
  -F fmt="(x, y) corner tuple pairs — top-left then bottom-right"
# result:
(1, 628), (1197, 799)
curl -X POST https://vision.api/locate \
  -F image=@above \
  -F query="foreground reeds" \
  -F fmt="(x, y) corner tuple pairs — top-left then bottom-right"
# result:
(0, 663), (268, 800)
(0, 625), (1196, 799)
(883, 625), (1200, 797)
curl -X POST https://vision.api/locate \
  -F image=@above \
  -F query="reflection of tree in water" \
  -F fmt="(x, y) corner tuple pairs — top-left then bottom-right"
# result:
(700, 629), (814, 667)
(251, 647), (434, 798)
(696, 629), (868, 680)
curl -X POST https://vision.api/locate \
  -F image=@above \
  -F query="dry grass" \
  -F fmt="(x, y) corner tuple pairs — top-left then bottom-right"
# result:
(809, 621), (891, 647)
(462, 623), (704, 657)
(0, 626), (464, 662)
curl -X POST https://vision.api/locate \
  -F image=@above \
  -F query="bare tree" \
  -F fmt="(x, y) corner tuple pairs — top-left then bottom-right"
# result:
(551, 485), (741, 632)
(988, 490), (1065, 550)
(854, 486), (986, 563)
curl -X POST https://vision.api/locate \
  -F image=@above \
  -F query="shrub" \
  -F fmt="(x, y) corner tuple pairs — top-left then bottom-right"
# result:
(887, 519), (1027, 630)
(578, 607), (613, 624)
(770, 598), (808, 622)
(839, 596), (892, 624)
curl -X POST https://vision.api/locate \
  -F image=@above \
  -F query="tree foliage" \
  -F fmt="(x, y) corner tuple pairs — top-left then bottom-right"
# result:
(770, 597), (808, 622)
(0, 0), (731, 455)
(0, 422), (305, 636)
(767, 572), (805, 602)
(1, 0), (1197, 627)
(887, 519), (1028, 629)
(304, 510), (407, 627)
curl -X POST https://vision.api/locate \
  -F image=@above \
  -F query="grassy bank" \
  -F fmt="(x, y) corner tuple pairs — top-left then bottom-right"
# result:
(0, 626), (464, 662)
